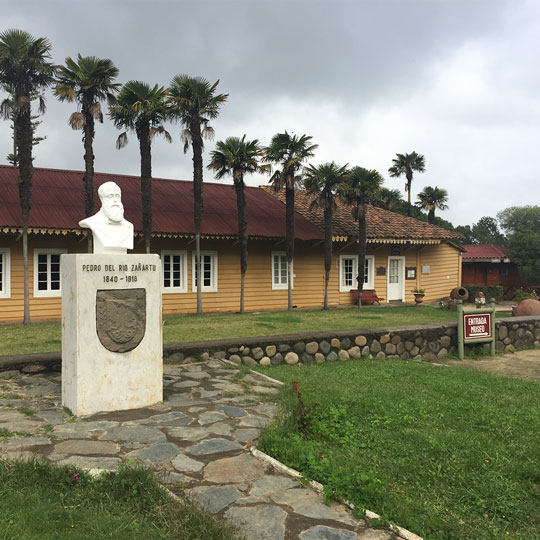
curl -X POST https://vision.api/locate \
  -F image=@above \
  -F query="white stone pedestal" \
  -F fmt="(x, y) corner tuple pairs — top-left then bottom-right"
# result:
(61, 254), (162, 416)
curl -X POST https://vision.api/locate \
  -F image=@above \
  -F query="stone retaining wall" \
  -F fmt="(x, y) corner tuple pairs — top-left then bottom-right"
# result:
(163, 316), (540, 366)
(2, 316), (539, 373)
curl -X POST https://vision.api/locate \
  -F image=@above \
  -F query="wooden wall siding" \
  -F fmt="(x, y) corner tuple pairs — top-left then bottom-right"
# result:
(0, 234), (461, 322)
(416, 244), (461, 301)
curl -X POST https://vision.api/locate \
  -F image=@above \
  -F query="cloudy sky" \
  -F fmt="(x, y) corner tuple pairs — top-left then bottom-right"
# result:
(2, 0), (539, 227)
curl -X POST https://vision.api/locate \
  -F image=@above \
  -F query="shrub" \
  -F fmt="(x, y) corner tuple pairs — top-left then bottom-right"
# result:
(462, 284), (503, 301)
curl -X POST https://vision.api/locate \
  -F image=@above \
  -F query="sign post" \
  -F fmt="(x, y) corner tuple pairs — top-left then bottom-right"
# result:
(457, 298), (496, 360)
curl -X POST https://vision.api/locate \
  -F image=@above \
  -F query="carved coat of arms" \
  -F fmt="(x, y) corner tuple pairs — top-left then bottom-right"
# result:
(96, 289), (146, 353)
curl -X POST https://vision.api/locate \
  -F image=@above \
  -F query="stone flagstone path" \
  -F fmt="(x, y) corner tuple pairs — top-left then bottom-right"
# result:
(0, 359), (401, 540)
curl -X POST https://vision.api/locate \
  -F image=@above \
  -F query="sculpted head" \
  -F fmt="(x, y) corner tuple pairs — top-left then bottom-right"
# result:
(98, 182), (124, 223)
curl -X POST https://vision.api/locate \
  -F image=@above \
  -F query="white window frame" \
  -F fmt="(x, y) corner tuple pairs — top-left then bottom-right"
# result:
(0, 248), (11, 299)
(161, 250), (188, 293)
(339, 255), (374, 292)
(272, 251), (293, 290)
(191, 251), (218, 293)
(33, 249), (67, 298)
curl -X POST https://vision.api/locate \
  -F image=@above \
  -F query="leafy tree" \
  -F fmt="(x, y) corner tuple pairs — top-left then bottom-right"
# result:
(109, 81), (171, 254)
(264, 132), (318, 311)
(303, 162), (349, 310)
(388, 151), (426, 217)
(471, 216), (505, 245)
(454, 224), (474, 244)
(498, 206), (540, 283)
(416, 185), (449, 224)
(373, 187), (403, 211)
(55, 54), (120, 250)
(207, 135), (268, 313)
(168, 75), (228, 314)
(0, 29), (55, 324)
(339, 167), (383, 307)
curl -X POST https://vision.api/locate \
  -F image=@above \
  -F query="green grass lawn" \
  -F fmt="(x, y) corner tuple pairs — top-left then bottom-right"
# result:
(0, 305), (480, 356)
(255, 360), (540, 540)
(0, 459), (237, 540)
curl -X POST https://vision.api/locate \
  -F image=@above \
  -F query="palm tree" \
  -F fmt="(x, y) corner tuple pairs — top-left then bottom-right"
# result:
(109, 81), (171, 254)
(388, 151), (425, 217)
(0, 29), (55, 324)
(55, 54), (120, 250)
(416, 185), (449, 224)
(373, 187), (403, 211)
(339, 167), (383, 308)
(264, 132), (318, 311)
(208, 135), (268, 313)
(168, 75), (228, 315)
(303, 162), (349, 310)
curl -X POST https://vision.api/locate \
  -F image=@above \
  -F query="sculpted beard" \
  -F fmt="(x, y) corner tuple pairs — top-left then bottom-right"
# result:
(104, 201), (124, 223)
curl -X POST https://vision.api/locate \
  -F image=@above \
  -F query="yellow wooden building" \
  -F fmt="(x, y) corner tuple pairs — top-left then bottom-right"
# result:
(0, 166), (462, 323)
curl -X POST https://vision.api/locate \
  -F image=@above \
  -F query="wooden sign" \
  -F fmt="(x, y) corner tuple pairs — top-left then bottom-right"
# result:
(463, 313), (492, 339)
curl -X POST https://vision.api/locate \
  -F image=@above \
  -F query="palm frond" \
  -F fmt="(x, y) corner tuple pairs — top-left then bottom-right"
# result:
(68, 111), (85, 130)
(116, 131), (128, 149)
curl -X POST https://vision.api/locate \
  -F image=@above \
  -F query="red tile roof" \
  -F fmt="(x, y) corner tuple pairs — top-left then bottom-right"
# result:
(261, 186), (462, 242)
(461, 244), (508, 260)
(0, 165), (323, 241)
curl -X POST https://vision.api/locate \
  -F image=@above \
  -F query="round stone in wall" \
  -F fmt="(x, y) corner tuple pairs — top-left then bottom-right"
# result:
(338, 350), (350, 361)
(260, 357), (271, 366)
(305, 342), (318, 355)
(315, 353), (325, 363)
(319, 340), (331, 354)
(285, 352), (299, 365)
(355, 335), (367, 346)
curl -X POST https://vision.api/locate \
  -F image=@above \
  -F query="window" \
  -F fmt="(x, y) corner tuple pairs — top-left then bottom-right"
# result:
(192, 251), (218, 292)
(33, 249), (66, 298)
(0, 249), (11, 299)
(162, 251), (187, 293)
(272, 252), (293, 290)
(339, 255), (374, 292)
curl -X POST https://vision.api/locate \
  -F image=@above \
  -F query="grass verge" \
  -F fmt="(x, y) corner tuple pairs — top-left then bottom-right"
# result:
(0, 305), (496, 356)
(0, 459), (238, 540)
(254, 359), (540, 540)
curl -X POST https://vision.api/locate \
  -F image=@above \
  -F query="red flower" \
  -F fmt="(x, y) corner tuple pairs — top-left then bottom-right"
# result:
(73, 473), (80, 483)
(293, 381), (299, 393)
(320, 455), (325, 460)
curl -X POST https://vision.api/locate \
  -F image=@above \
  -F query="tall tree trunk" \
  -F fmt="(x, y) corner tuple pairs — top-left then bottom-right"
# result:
(406, 171), (412, 217)
(234, 172), (247, 313)
(357, 203), (367, 309)
(82, 100), (95, 253)
(16, 90), (33, 324)
(285, 183), (295, 311)
(323, 203), (333, 310)
(192, 121), (204, 314)
(138, 121), (152, 254)
(428, 209), (434, 224)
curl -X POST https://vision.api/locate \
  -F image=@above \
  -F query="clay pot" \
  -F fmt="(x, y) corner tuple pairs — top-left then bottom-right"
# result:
(413, 293), (425, 305)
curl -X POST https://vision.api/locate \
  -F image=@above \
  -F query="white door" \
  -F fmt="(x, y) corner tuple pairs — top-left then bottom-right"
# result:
(387, 257), (405, 301)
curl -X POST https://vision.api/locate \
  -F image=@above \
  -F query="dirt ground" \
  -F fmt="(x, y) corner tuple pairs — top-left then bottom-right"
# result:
(437, 348), (540, 380)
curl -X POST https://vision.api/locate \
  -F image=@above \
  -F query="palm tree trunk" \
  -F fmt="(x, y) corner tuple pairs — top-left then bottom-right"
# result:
(16, 90), (33, 324)
(357, 204), (367, 309)
(428, 209), (435, 224)
(323, 204), (333, 310)
(192, 122), (204, 315)
(138, 121), (152, 254)
(234, 172), (247, 313)
(82, 101), (95, 253)
(406, 172), (412, 217)
(285, 184), (295, 311)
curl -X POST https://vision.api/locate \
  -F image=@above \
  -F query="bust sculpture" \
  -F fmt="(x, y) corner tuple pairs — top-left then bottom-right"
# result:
(79, 181), (134, 254)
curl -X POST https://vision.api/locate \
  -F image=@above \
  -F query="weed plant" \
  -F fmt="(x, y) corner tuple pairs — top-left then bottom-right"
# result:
(256, 360), (540, 540)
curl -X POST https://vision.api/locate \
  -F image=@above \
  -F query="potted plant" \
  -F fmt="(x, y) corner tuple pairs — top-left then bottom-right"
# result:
(412, 288), (426, 305)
